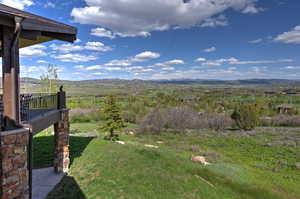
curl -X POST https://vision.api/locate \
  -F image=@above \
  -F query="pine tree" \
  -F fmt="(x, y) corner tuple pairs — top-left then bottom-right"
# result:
(101, 95), (125, 141)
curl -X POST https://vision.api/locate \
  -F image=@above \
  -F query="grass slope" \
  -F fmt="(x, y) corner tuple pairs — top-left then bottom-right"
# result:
(37, 125), (300, 199)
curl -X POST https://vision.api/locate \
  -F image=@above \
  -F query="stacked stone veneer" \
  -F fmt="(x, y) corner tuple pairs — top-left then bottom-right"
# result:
(54, 109), (70, 173)
(0, 128), (29, 199)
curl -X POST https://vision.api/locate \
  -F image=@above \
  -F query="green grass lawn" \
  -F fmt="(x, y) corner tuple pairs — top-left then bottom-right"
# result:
(32, 125), (300, 199)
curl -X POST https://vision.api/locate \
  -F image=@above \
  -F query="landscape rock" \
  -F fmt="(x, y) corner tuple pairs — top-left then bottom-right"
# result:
(191, 155), (210, 166)
(295, 162), (300, 170)
(284, 141), (297, 147)
(144, 144), (159, 148)
(263, 143), (273, 147)
(277, 160), (288, 167)
(156, 141), (164, 144)
(115, 141), (125, 145)
(124, 130), (135, 135)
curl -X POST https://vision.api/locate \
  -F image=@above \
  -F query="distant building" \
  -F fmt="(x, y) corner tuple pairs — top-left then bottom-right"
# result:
(276, 104), (294, 114)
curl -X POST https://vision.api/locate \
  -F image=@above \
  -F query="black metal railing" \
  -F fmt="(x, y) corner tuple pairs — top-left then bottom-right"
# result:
(20, 93), (58, 121)
(0, 93), (58, 122)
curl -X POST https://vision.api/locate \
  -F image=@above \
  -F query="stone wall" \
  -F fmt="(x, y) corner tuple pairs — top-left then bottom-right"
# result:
(0, 128), (29, 199)
(54, 109), (70, 173)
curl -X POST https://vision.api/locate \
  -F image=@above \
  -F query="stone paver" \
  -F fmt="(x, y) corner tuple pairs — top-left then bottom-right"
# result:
(32, 167), (64, 199)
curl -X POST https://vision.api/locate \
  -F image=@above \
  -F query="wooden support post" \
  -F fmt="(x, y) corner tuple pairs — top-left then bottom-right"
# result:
(1, 26), (21, 129)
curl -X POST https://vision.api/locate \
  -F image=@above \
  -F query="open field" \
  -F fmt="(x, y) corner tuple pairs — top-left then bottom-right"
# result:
(32, 124), (300, 199)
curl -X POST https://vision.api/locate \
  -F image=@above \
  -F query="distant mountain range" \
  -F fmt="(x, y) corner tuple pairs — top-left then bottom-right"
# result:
(17, 78), (300, 86)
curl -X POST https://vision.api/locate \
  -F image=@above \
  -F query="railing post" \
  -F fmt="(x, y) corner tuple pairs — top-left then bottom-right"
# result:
(57, 86), (66, 109)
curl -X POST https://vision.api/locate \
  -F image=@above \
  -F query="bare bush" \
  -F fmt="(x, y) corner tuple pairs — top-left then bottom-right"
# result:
(201, 113), (234, 131)
(138, 106), (233, 134)
(163, 107), (202, 130)
(260, 117), (273, 127)
(270, 115), (300, 127)
(138, 109), (166, 135)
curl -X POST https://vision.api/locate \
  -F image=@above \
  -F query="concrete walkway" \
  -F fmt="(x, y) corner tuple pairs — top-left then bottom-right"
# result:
(32, 167), (64, 199)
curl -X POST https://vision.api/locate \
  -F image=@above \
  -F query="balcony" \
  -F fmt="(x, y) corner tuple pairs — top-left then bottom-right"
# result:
(0, 90), (66, 134)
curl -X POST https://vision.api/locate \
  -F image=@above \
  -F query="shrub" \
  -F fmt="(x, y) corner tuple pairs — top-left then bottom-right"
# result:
(70, 113), (91, 123)
(231, 103), (259, 131)
(202, 113), (234, 131)
(122, 110), (137, 123)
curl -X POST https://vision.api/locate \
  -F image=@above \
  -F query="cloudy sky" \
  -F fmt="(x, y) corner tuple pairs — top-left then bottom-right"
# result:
(1, 0), (300, 80)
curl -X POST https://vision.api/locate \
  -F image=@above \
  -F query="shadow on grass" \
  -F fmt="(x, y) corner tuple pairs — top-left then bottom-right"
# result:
(46, 176), (86, 199)
(189, 168), (282, 199)
(33, 135), (94, 169)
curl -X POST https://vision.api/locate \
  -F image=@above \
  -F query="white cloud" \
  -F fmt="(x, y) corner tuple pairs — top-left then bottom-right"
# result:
(74, 38), (81, 43)
(165, 59), (185, 65)
(229, 58), (293, 65)
(251, 66), (267, 73)
(104, 51), (160, 67)
(274, 26), (300, 44)
(93, 72), (105, 75)
(52, 53), (99, 62)
(195, 57), (206, 62)
(85, 42), (112, 51)
(0, 0), (33, 10)
(133, 51), (160, 62)
(71, 0), (261, 37)
(20, 45), (47, 57)
(36, 60), (47, 64)
(149, 65), (283, 80)
(203, 46), (216, 53)
(200, 15), (228, 28)
(154, 59), (184, 70)
(86, 65), (122, 71)
(22, 65), (47, 73)
(105, 59), (132, 67)
(50, 43), (83, 52)
(199, 57), (294, 67)
(249, 38), (263, 44)
(91, 28), (115, 39)
(242, 5), (264, 13)
(161, 66), (175, 71)
(50, 42), (112, 52)
(44, 1), (55, 8)
(281, 66), (300, 70)
(74, 51), (160, 72)
(74, 65), (85, 70)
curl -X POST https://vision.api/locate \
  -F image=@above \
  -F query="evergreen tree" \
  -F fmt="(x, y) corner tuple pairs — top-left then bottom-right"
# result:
(101, 95), (125, 141)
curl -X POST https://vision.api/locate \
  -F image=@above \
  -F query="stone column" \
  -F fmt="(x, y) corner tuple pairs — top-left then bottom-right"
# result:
(54, 109), (70, 173)
(0, 128), (29, 199)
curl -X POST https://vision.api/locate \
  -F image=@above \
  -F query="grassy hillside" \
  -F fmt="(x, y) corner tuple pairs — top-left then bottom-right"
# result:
(33, 125), (300, 199)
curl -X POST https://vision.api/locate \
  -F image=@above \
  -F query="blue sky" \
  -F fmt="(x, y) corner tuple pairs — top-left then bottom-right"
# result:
(1, 0), (300, 80)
